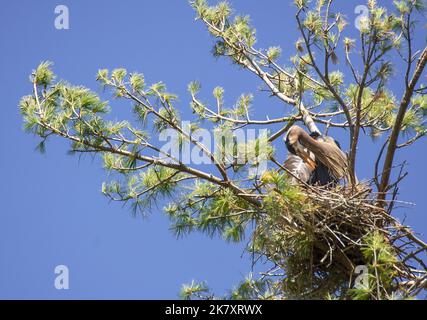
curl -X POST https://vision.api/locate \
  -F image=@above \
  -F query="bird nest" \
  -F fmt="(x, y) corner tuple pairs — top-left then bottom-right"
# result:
(255, 183), (427, 298)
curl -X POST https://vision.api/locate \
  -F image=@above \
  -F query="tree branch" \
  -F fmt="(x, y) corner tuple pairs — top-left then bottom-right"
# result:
(378, 47), (427, 201)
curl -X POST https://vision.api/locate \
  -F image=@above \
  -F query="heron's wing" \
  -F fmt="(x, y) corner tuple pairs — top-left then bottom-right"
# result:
(284, 154), (313, 184)
(309, 162), (338, 186)
(310, 138), (348, 181)
(323, 137), (356, 183)
(309, 136), (342, 186)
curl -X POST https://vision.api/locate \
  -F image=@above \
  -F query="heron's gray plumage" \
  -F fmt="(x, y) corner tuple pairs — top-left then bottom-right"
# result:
(284, 154), (313, 184)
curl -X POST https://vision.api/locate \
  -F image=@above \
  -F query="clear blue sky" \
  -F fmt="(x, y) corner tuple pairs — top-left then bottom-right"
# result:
(0, 0), (425, 299)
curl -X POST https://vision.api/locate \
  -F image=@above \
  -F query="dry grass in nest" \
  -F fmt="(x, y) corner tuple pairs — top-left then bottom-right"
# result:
(256, 183), (427, 298)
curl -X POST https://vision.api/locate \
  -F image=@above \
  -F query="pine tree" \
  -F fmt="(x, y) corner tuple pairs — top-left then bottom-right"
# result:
(20, 0), (427, 299)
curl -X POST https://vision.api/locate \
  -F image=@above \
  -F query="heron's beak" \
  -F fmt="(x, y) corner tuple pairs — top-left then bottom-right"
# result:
(297, 148), (316, 170)
(301, 154), (317, 170)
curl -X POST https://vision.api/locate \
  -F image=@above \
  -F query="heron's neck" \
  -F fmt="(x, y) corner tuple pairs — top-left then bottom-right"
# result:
(298, 128), (323, 153)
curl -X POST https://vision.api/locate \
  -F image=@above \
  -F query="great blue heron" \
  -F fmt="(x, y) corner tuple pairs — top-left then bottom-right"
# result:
(284, 125), (348, 186)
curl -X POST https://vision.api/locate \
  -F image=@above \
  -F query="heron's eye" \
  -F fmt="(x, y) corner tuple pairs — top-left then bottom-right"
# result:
(309, 132), (321, 139)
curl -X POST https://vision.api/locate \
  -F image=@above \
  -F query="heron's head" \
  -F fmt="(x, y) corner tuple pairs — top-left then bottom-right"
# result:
(284, 132), (296, 155)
